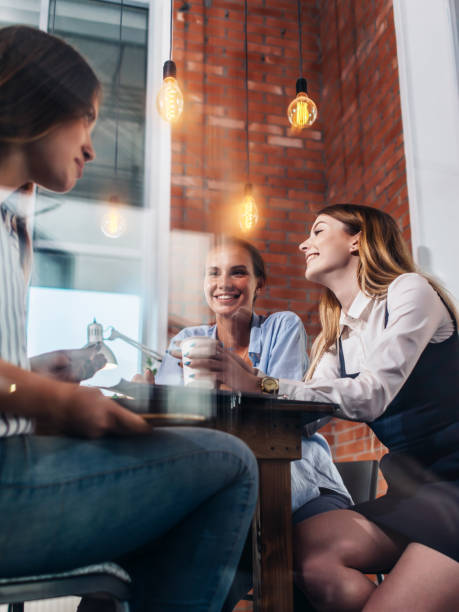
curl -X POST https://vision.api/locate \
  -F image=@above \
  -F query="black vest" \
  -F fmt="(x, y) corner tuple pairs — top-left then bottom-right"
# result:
(339, 301), (459, 483)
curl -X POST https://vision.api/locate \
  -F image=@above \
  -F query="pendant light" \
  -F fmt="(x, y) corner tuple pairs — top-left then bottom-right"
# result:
(287, 0), (317, 130)
(240, 183), (258, 231)
(101, 196), (127, 238)
(157, 0), (184, 123)
(239, 0), (259, 232)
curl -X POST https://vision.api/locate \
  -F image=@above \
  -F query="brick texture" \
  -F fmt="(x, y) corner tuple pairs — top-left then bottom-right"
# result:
(170, 0), (408, 542)
(317, 0), (408, 472)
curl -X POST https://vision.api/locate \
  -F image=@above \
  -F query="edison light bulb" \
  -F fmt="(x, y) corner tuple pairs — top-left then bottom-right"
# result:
(157, 60), (184, 124)
(239, 184), (259, 232)
(101, 198), (126, 239)
(287, 78), (317, 129)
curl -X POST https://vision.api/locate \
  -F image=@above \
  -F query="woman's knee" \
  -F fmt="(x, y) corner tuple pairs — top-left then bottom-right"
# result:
(294, 518), (340, 598)
(204, 429), (259, 489)
(173, 427), (257, 474)
(293, 512), (359, 598)
(295, 551), (342, 606)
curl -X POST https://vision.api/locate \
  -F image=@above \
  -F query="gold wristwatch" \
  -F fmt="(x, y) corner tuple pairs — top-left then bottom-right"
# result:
(259, 376), (279, 394)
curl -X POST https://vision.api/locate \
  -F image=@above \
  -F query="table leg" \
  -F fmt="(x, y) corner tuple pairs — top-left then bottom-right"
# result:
(252, 460), (293, 612)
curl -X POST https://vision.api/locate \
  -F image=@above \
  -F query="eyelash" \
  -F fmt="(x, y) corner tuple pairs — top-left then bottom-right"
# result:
(208, 271), (247, 277)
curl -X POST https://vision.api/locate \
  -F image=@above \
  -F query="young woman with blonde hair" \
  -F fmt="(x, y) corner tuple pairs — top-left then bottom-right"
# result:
(190, 203), (459, 611)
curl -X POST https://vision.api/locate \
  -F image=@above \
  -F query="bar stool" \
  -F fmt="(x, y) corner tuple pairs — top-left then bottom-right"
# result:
(0, 562), (131, 612)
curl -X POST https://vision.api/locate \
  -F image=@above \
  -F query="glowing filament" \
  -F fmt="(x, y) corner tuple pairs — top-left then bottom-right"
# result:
(157, 77), (184, 124)
(101, 206), (126, 239)
(240, 194), (259, 232)
(296, 100), (309, 127)
(287, 92), (317, 129)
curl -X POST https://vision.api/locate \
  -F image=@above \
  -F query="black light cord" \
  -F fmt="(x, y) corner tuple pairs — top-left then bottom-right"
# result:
(114, 0), (124, 175)
(119, 0), (124, 43)
(297, 0), (303, 77)
(169, 0), (173, 60)
(244, 0), (250, 182)
(51, 0), (57, 32)
(37, 2), (64, 216)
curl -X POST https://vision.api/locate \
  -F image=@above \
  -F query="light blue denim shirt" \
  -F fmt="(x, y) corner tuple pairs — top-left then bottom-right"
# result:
(157, 311), (307, 384)
(156, 311), (351, 511)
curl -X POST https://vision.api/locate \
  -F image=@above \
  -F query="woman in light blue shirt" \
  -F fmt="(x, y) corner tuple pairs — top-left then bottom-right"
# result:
(155, 236), (350, 610)
(157, 236), (350, 515)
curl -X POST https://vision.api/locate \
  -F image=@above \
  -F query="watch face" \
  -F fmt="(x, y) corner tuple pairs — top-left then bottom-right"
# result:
(262, 377), (279, 393)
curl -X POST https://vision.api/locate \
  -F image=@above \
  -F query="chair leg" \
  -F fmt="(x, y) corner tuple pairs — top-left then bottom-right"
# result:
(8, 603), (25, 612)
(377, 573), (384, 584)
(78, 597), (129, 612)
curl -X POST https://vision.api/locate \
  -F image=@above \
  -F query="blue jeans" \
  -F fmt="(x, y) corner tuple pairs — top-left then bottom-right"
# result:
(0, 427), (258, 611)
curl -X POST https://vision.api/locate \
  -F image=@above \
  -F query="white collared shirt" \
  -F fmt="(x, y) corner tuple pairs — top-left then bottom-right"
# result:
(278, 273), (455, 421)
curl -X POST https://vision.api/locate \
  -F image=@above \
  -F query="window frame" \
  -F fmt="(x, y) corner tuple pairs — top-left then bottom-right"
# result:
(33, 0), (172, 353)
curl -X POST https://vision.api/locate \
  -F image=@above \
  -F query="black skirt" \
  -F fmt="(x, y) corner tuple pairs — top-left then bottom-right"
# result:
(353, 449), (459, 563)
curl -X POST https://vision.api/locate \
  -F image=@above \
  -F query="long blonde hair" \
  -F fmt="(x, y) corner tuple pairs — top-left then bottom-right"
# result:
(306, 204), (458, 379)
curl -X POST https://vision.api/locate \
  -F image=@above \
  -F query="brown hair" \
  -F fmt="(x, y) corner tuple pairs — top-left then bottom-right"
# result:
(213, 236), (267, 286)
(306, 203), (458, 379)
(0, 25), (100, 149)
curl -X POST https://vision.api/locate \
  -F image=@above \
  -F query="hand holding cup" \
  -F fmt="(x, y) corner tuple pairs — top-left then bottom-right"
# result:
(176, 338), (260, 393)
(181, 337), (218, 388)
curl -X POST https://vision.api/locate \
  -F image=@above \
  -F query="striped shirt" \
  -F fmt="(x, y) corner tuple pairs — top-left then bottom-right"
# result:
(0, 200), (33, 436)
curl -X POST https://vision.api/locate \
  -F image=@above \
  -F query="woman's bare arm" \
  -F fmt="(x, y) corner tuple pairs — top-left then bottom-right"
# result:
(0, 358), (151, 438)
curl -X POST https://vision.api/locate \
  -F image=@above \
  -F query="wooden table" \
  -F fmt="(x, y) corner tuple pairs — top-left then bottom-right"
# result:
(115, 382), (337, 612)
(214, 394), (336, 612)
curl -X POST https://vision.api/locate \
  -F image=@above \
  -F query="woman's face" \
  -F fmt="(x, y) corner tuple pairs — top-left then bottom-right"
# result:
(299, 214), (360, 284)
(25, 97), (98, 193)
(204, 244), (262, 318)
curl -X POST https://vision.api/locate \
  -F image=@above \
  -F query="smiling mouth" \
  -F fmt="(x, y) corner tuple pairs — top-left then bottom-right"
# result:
(306, 253), (319, 265)
(213, 294), (240, 302)
(75, 159), (84, 178)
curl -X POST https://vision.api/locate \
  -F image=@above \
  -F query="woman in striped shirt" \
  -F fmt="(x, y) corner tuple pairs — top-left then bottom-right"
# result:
(0, 25), (258, 612)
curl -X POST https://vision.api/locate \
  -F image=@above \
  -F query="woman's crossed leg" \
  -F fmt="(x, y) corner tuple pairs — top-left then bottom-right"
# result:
(293, 509), (404, 611)
(294, 509), (459, 612)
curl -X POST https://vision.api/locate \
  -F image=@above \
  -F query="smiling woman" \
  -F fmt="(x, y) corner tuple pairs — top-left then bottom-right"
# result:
(0, 25), (259, 612)
(203, 204), (459, 611)
(0, 26), (100, 196)
(300, 214), (360, 289)
(25, 108), (98, 193)
(202, 237), (266, 352)
(157, 235), (305, 382)
(154, 234), (352, 609)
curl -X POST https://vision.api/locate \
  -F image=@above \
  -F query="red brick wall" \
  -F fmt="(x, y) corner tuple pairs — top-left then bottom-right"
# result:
(170, 0), (409, 502)
(171, 0), (325, 337)
(319, 0), (409, 237)
(317, 0), (408, 474)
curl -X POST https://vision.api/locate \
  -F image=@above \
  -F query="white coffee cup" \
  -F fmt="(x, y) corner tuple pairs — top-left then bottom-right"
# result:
(181, 337), (218, 388)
